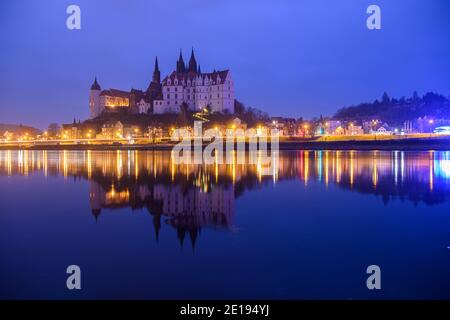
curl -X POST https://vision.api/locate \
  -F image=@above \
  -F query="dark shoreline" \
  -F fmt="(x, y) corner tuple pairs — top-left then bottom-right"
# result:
(2, 137), (450, 151)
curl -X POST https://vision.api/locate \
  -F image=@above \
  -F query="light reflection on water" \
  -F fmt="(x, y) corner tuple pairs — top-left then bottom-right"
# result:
(1, 149), (450, 241)
(1, 150), (450, 299)
(1, 149), (450, 190)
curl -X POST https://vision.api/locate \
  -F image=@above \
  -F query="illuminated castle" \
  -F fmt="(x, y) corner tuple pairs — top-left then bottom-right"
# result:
(89, 49), (235, 118)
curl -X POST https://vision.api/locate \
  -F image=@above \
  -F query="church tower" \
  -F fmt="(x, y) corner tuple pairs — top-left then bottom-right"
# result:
(188, 48), (197, 73)
(176, 50), (186, 73)
(89, 77), (102, 119)
(152, 56), (161, 83)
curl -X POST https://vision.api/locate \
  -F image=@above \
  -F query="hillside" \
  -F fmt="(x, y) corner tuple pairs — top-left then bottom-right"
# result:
(0, 124), (42, 136)
(333, 92), (450, 126)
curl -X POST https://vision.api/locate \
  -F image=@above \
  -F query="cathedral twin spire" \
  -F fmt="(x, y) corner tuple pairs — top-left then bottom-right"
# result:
(177, 48), (198, 73)
(188, 48), (198, 73)
(176, 50), (186, 73)
(93, 49), (199, 92)
(93, 50), (196, 86)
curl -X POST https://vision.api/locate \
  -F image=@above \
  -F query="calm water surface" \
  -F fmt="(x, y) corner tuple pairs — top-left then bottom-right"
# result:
(0, 150), (450, 299)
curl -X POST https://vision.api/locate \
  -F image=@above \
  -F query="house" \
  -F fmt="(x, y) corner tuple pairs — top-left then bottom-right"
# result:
(123, 125), (142, 139)
(328, 120), (343, 135)
(333, 126), (345, 135)
(230, 117), (247, 130)
(346, 125), (364, 136)
(147, 126), (165, 141)
(269, 117), (297, 136)
(61, 122), (83, 139)
(375, 123), (393, 135)
(3, 131), (13, 141)
(100, 121), (124, 139)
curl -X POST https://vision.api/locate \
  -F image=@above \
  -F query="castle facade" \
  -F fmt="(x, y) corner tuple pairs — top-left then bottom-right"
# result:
(89, 49), (235, 118)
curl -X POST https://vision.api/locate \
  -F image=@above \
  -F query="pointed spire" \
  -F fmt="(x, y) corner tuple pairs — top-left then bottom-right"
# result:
(197, 64), (201, 74)
(153, 214), (161, 243)
(178, 227), (186, 248)
(90, 76), (101, 90)
(189, 227), (198, 252)
(152, 56), (161, 84)
(188, 47), (197, 73)
(154, 56), (159, 72)
(176, 49), (186, 73)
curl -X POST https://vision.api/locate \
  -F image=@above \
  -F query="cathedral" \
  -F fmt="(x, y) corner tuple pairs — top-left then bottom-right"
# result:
(89, 49), (235, 119)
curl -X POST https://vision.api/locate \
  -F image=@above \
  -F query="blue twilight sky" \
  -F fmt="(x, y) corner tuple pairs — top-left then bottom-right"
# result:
(0, 0), (449, 129)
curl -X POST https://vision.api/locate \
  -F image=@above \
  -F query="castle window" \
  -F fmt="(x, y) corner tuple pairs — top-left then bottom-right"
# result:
(175, 94), (178, 99)
(174, 87), (177, 92)
(167, 94), (170, 99)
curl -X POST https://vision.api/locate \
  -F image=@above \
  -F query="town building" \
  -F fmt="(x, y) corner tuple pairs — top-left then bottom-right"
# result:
(61, 121), (83, 139)
(98, 120), (124, 139)
(327, 120), (343, 135)
(346, 124), (364, 136)
(269, 117), (297, 136)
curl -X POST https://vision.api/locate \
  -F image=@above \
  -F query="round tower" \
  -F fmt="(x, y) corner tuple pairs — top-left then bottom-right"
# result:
(89, 77), (102, 118)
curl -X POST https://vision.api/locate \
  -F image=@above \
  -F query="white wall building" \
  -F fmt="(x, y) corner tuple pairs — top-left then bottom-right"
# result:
(154, 49), (235, 114)
(90, 50), (235, 118)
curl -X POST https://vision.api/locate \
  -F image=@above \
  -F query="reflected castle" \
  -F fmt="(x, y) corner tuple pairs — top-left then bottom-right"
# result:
(1, 150), (450, 247)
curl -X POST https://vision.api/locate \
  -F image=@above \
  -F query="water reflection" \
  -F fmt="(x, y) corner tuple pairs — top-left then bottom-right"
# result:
(1, 150), (450, 247)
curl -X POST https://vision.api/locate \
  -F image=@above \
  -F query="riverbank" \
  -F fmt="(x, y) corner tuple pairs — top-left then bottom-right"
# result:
(2, 136), (450, 151)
